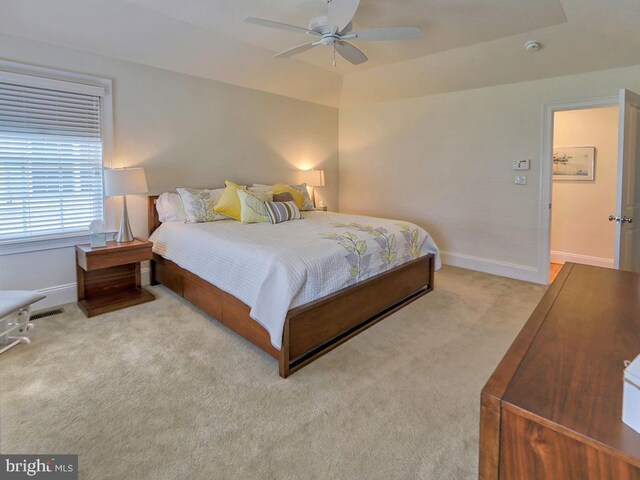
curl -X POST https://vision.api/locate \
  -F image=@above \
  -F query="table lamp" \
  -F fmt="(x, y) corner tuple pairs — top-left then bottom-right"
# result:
(104, 167), (148, 243)
(300, 169), (325, 208)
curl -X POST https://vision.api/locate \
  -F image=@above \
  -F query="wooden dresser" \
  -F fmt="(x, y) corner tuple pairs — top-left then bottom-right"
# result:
(480, 263), (640, 479)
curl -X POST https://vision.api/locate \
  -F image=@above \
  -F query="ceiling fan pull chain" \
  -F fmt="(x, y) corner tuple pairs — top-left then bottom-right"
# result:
(333, 46), (337, 67)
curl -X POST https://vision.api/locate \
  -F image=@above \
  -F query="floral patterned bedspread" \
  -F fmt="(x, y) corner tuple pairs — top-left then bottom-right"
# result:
(322, 222), (428, 281)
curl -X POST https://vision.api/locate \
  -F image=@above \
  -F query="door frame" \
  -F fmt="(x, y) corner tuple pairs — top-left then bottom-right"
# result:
(539, 95), (618, 284)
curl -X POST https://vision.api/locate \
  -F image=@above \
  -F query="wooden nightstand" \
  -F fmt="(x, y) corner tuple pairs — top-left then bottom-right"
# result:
(76, 238), (155, 317)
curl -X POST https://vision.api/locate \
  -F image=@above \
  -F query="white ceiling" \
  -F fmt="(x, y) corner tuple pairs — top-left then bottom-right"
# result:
(0, 0), (639, 107)
(122, 0), (568, 73)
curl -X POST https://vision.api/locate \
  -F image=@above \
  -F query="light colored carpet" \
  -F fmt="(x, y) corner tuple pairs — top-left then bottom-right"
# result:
(0, 266), (546, 480)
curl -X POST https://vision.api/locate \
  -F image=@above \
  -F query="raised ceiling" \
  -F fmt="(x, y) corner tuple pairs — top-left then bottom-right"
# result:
(0, 0), (639, 107)
(122, 0), (568, 73)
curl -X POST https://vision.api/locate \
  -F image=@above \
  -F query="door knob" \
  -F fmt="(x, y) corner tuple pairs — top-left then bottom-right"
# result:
(609, 215), (634, 224)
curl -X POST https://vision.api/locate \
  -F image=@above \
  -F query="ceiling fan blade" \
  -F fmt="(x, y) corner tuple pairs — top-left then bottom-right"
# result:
(275, 42), (318, 58)
(244, 17), (320, 37)
(347, 26), (422, 41)
(328, 0), (360, 32)
(339, 22), (353, 35)
(335, 41), (368, 65)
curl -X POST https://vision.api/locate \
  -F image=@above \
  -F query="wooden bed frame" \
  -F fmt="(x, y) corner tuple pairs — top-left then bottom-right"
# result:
(147, 196), (435, 378)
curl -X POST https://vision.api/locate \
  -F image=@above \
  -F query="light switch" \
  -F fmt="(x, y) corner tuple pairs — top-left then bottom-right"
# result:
(515, 175), (527, 185)
(513, 159), (530, 170)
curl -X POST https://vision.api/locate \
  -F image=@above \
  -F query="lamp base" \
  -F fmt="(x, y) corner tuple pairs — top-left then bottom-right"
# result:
(116, 196), (135, 243)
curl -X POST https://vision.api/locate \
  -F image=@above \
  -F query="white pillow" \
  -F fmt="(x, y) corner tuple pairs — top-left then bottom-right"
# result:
(252, 183), (314, 211)
(248, 184), (273, 193)
(176, 187), (227, 223)
(156, 192), (186, 223)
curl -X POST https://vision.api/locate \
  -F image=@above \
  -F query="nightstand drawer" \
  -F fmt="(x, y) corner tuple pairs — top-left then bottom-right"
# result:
(76, 239), (153, 271)
(77, 246), (152, 271)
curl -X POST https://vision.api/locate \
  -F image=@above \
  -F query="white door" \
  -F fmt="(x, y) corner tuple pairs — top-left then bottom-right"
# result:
(613, 89), (640, 272)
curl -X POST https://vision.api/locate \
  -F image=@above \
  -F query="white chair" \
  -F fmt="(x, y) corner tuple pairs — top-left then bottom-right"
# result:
(0, 291), (45, 354)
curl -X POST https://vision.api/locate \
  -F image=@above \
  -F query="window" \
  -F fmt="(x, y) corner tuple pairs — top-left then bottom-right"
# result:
(0, 66), (111, 253)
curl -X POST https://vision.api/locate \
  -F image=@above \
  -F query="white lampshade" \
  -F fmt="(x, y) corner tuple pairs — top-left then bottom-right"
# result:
(104, 167), (148, 197)
(300, 169), (325, 187)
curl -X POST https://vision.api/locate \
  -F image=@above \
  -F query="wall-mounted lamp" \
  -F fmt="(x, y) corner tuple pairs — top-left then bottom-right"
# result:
(104, 167), (148, 243)
(300, 169), (325, 207)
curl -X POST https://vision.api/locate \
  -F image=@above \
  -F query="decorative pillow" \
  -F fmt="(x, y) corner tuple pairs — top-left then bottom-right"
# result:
(288, 183), (315, 211)
(213, 180), (246, 221)
(270, 183), (306, 210)
(265, 201), (302, 224)
(255, 183), (314, 211)
(272, 192), (294, 202)
(176, 188), (227, 223)
(156, 192), (186, 222)
(237, 190), (273, 224)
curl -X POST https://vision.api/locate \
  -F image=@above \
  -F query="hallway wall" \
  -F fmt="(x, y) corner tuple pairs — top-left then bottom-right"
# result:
(551, 106), (619, 267)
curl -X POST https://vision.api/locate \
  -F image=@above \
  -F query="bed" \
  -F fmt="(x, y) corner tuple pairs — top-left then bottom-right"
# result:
(147, 196), (440, 377)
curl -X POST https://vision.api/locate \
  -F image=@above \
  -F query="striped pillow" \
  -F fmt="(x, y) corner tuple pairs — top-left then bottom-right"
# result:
(265, 200), (302, 224)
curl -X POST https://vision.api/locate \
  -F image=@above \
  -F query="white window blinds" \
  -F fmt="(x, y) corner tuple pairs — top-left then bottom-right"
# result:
(0, 72), (106, 243)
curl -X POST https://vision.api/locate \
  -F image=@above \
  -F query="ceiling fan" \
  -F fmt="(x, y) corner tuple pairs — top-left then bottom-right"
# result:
(244, 0), (421, 67)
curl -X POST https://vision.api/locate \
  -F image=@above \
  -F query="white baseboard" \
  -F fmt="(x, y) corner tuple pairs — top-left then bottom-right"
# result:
(440, 251), (541, 283)
(32, 267), (152, 311)
(33, 282), (77, 310)
(550, 251), (614, 269)
(33, 252), (545, 311)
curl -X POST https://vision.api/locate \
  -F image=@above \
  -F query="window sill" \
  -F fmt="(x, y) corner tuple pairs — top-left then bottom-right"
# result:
(0, 233), (92, 256)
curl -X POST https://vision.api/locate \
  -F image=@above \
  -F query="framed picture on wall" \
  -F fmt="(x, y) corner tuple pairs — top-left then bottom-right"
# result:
(553, 146), (595, 181)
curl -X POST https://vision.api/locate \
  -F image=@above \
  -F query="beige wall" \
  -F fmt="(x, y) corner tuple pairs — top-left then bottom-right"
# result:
(339, 64), (640, 282)
(551, 107), (618, 266)
(0, 36), (338, 306)
(4, 34), (640, 305)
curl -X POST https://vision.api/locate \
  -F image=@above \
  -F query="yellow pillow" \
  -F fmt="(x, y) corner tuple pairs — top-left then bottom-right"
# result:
(271, 183), (305, 210)
(214, 180), (245, 220)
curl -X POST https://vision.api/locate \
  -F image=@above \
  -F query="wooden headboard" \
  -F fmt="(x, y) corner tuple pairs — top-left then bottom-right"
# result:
(148, 195), (161, 236)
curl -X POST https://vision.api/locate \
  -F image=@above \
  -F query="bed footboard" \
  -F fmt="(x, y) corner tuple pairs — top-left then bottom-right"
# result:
(280, 254), (434, 377)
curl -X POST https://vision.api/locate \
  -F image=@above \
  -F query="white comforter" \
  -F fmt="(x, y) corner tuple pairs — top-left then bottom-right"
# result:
(149, 211), (440, 350)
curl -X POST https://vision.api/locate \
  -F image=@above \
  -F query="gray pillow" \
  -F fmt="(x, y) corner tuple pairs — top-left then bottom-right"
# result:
(273, 192), (294, 203)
